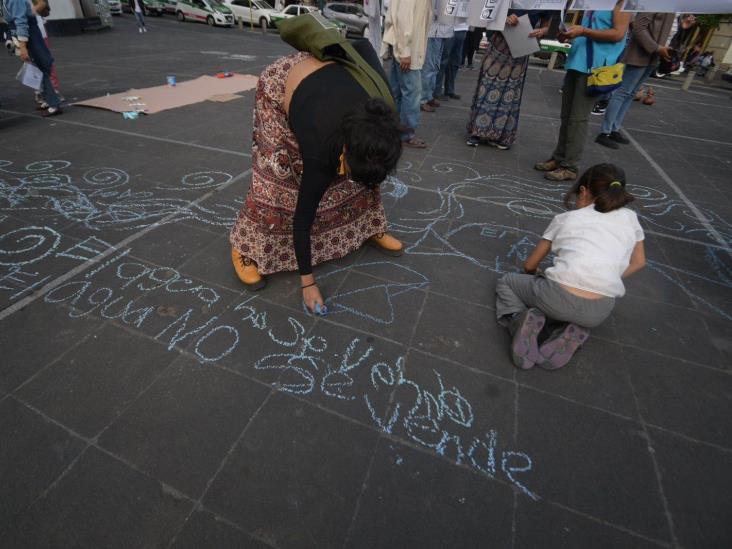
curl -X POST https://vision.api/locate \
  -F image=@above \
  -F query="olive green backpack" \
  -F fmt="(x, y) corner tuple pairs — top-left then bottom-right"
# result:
(276, 12), (396, 110)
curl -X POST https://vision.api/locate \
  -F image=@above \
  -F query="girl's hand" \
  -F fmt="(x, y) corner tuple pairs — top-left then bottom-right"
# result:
(529, 27), (548, 39)
(303, 284), (327, 315)
(506, 14), (519, 27)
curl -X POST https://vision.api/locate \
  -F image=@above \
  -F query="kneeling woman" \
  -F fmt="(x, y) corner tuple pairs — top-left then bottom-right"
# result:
(230, 41), (403, 314)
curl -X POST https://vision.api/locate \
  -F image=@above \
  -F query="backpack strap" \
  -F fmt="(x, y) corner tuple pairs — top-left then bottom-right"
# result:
(277, 12), (396, 110)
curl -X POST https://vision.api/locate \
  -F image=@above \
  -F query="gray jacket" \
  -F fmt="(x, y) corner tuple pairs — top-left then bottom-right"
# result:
(623, 12), (675, 67)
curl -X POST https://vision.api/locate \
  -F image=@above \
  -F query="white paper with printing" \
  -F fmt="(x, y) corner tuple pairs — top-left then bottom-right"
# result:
(468, 0), (511, 31)
(512, 0), (568, 9)
(16, 62), (43, 90)
(444, 0), (470, 19)
(437, 0), (457, 24)
(623, 0), (732, 13)
(568, 0), (617, 10)
(502, 14), (541, 58)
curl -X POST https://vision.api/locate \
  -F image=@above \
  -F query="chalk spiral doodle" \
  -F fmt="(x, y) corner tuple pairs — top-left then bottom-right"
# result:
(0, 226), (61, 266)
(0, 160), (240, 231)
(83, 167), (130, 188)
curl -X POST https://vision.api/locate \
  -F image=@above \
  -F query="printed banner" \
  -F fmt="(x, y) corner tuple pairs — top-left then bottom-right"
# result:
(511, 0), (568, 9)
(468, 0), (511, 30)
(622, 0), (732, 13)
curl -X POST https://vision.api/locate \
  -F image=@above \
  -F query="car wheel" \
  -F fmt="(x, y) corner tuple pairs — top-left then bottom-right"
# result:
(207, 15), (214, 26)
(177, 10), (185, 21)
(259, 17), (267, 28)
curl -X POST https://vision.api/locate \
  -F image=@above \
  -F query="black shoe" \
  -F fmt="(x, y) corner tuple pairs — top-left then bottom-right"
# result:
(595, 133), (619, 149)
(591, 102), (608, 116)
(466, 135), (481, 147)
(609, 131), (630, 145)
(447, 93), (461, 100)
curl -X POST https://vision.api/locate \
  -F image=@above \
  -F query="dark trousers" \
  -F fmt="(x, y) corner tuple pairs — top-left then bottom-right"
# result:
(552, 70), (594, 171)
(435, 30), (466, 96)
(462, 28), (483, 66)
(26, 18), (60, 109)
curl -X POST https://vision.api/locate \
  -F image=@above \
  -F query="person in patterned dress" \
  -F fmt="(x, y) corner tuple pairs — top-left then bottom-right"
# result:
(229, 40), (404, 314)
(466, 10), (551, 150)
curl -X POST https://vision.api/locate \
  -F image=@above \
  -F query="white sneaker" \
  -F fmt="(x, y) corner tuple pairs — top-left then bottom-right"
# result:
(139, 28), (143, 33)
(143, 27), (147, 33)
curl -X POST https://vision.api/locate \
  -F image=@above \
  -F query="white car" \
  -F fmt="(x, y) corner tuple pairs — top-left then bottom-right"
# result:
(108, 0), (123, 15)
(224, 0), (277, 28)
(268, 4), (317, 26)
(176, 0), (236, 26)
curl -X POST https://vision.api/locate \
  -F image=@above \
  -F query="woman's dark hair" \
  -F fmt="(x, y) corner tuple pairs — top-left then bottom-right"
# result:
(341, 98), (402, 188)
(563, 163), (634, 213)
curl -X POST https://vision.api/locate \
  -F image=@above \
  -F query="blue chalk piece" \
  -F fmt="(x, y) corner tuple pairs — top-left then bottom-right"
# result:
(395, 456), (403, 465)
(315, 303), (321, 314)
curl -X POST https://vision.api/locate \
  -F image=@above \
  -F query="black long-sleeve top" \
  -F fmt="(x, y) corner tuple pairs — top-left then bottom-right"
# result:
(289, 39), (388, 276)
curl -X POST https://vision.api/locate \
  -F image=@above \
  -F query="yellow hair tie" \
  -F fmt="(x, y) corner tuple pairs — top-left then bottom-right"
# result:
(338, 152), (346, 176)
(609, 181), (623, 188)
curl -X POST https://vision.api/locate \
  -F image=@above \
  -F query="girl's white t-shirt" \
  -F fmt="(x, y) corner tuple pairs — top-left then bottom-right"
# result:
(542, 205), (644, 298)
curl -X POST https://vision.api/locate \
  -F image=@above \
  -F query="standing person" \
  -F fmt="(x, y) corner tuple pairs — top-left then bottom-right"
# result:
(596, 12), (674, 149)
(466, 10), (550, 150)
(496, 163), (646, 370)
(462, 26), (483, 69)
(230, 41), (404, 314)
(381, 0), (432, 148)
(535, 1), (630, 181)
(3, 0), (62, 116)
(420, 0), (453, 113)
(435, 16), (467, 100)
(31, 0), (62, 106)
(129, 0), (147, 33)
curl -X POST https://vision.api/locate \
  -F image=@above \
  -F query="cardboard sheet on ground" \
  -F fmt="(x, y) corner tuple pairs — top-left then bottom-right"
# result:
(502, 15), (540, 58)
(74, 74), (258, 114)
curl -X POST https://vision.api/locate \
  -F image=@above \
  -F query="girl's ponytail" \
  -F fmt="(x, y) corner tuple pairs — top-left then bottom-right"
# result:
(564, 163), (635, 213)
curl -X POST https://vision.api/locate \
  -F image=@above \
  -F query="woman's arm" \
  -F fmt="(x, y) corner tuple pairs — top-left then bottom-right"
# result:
(523, 239), (552, 275)
(293, 160), (332, 313)
(560, 3), (631, 44)
(622, 241), (646, 278)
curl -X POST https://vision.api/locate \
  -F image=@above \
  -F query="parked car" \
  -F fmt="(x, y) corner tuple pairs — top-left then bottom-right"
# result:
(269, 3), (315, 25)
(143, 0), (167, 15)
(176, 0), (235, 26)
(323, 2), (367, 36)
(224, 0), (277, 27)
(270, 4), (346, 34)
(109, 0), (123, 15)
(161, 0), (177, 13)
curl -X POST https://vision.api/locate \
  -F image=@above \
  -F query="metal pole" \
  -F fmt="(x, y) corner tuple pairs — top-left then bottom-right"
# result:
(681, 68), (695, 91)
(547, 51), (558, 71)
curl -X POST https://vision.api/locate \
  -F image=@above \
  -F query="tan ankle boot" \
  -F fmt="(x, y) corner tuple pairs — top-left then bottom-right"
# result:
(231, 247), (266, 290)
(369, 233), (403, 257)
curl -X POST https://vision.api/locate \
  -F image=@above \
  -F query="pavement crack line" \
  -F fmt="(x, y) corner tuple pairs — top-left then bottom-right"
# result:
(0, 109), (251, 158)
(0, 168), (251, 322)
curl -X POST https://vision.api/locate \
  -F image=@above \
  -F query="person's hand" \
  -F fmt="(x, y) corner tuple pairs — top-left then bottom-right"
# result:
(529, 27), (548, 39)
(558, 25), (584, 41)
(399, 56), (411, 72)
(18, 42), (29, 62)
(303, 284), (327, 315)
(657, 46), (673, 62)
(506, 14), (519, 27)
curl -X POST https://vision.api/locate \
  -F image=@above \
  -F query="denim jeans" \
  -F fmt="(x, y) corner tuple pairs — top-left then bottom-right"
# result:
(134, 11), (146, 29)
(388, 60), (422, 140)
(421, 37), (446, 104)
(600, 64), (655, 134)
(26, 18), (60, 109)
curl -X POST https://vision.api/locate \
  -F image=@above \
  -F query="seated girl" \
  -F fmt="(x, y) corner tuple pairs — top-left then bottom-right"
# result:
(496, 163), (646, 369)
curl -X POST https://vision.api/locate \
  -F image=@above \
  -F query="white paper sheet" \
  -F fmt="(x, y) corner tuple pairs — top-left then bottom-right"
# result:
(16, 63), (43, 90)
(568, 0), (617, 10)
(511, 0), (568, 9)
(468, 0), (511, 31)
(444, 0), (470, 19)
(623, 0), (732, 13)
(502, 14), (540, 58)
